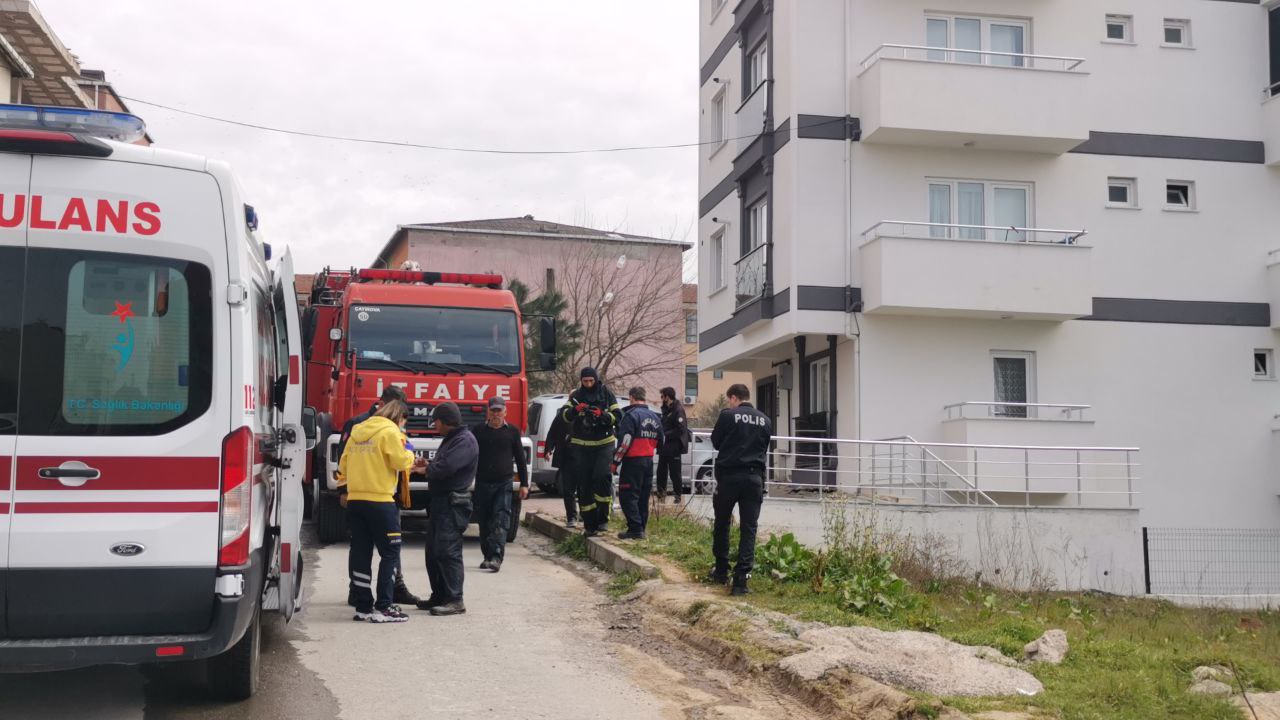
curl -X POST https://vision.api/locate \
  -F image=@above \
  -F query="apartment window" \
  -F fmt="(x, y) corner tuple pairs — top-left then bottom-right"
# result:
(992, 352), (1035, 418)
(1165, 181), (1196, 210)
(746, 41), (768, 93)
(710, 229), (725, 291)
(710, 87), (727, 146)
(713, 369), (725, 380)
(709, 0), (727, 19)
(1104, 15), (1133, 43)
(1107, 177), (1138, 209)
(925, 15), (1028, 66)
(685, 365), (699, 400)
(809, 357), (830, 414)
(746, 198), (768, 253)
(1256, 350), (1274, 379)
(685, 312), (698, 343)
(1163, 19), (1191, 48)
(928, 179), (1033, 240)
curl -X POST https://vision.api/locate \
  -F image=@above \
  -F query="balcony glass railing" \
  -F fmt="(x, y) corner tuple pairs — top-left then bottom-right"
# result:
(734, 243), (768, 308)
(860, 44), (1085, 72)
(863, 221), (1087, 246)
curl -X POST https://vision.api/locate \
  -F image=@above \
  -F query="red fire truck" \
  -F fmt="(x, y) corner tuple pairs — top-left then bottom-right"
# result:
(300, 267), (555, 543)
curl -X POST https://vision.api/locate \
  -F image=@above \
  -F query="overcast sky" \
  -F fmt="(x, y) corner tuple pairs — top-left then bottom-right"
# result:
(37, 0), (698, 274)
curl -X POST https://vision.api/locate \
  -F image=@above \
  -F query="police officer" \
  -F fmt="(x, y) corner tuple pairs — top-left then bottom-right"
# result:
(416, 402), (478, 616)
(709, 383), (773, 596)
(561, 367), (621, 537)
(612, 387), (663, 540)
(339, 385), (419, 607)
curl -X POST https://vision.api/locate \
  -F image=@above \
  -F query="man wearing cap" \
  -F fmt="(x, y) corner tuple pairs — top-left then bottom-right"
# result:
(416, 402), (478, 616)
(470, 396), (529, 573)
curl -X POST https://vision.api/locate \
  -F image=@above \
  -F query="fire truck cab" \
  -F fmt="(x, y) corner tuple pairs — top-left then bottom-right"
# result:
(0, 104), (309, 700)
(302, 268), (553, 542)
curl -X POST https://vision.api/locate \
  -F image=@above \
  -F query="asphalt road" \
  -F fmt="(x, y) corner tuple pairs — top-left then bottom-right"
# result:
(0, 498), (682, 720)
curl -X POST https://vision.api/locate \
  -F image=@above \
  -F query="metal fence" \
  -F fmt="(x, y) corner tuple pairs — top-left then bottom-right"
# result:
(1143, 527), (1280, 596)
(688, 431), (1140, 509)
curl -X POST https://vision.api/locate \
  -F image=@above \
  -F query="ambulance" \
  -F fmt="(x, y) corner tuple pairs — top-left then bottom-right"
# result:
(0, 104), (309, 700)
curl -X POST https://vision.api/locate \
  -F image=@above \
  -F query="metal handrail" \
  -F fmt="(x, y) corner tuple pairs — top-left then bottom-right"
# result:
(863, 220), (1087, 245)
(693, 430), (1138, 455)
(878, 434), (997, 506)
(733, 242), (767, 266)
(860, 43), (1086, 71)
(944, 402), (1092, 421)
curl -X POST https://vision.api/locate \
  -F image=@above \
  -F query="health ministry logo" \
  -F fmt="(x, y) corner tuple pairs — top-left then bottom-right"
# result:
(110, 301), (136, 371)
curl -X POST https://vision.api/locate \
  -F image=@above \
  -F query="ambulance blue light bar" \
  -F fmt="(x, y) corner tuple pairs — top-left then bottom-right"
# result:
(0, 103), (147, 143)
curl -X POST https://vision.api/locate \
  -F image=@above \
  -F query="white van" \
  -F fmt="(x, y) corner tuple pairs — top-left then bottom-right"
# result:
(527, 393), (567, 493)
(0, 104), (308, 699)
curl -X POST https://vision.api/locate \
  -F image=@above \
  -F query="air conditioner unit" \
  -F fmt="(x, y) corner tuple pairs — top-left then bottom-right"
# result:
(684, 395), (697, 405)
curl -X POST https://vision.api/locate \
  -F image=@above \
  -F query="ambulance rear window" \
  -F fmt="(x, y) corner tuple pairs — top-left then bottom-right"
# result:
(14, 248), (212, 436)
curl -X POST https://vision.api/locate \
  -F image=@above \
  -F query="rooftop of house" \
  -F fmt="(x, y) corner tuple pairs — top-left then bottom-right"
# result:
(374, 215), (692, 267)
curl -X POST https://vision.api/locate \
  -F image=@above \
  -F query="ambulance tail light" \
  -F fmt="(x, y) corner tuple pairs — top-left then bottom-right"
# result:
(219, 426), (254, 568)
(356, 268), (503, 289)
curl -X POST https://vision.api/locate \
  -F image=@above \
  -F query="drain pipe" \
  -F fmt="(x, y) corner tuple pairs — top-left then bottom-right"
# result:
(842, 0), (863, 441)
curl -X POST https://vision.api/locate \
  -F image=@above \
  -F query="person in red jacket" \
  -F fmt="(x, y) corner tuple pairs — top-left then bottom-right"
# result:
(612, 387), (663, 540)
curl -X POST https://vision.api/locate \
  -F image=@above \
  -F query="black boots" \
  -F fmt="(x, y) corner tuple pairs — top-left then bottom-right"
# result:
(393, 577), (420, 606)
(709, 566), (730, 585)
(731, 574), (750, 596)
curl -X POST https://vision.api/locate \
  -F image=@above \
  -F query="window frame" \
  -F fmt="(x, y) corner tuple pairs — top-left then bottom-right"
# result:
(926, 177), (1035, 240)
(1162, 18), (1192, 48)
(1164, 180), (1197, 211)
(1103, 14), (1134, 44)
(708, 0), (728, 23)
(1106, 177), (1139, 209)
(924, 14), (1032, 66)
(1255, 349), (1275, 380)
(991, 350), (1036, 418)
(709, 85), (728, 151)
(745, 40), (769, 96)
(809, 357), (831, 414)
(685, 311), (698, 344)
(745, 197), (769, 255)
(709, 228), (726, 294)
(684, 364), (700, 400)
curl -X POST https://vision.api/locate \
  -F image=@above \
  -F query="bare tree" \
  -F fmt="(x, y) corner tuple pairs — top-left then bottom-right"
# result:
(551, 242), (684, 392)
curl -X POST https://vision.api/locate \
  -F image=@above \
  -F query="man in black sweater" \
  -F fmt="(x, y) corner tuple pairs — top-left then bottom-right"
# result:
(471, 396), (529, 572)
(416, 402), (478, 616)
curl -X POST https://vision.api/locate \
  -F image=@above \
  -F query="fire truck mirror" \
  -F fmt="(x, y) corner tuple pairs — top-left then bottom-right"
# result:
(301, 406), (319, 451)
(539, 317), (557, 354)
(539, 352), (557, 371)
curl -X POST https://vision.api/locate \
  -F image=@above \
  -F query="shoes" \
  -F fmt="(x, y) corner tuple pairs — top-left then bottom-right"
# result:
(583, 526), (601, 538)
(565, 518), (578, 528)
(428, 601), (467, 616)
(479, 559), (494, 571)
(709, 567), (730, 585)
(393, 580), (420, 606)
(731, 574), (751, 596)
(355, 606), (409, 623)
(616, 531), (646, 541)
(489, 558), (502, 573)
(672, 496), (682, 505)
(416, 597), (444, 611)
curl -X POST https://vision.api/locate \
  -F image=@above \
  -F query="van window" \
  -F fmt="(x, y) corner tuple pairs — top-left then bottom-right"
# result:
(0, 247), (23, 435)
(528, 402), (543, 435)
(17, 249), (212, 436)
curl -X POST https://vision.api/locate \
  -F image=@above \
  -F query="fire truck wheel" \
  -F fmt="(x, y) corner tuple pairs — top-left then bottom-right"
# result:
(507, 494), (522, 543)
(208, 605), (261, 701)
(315, 493), (348, 544)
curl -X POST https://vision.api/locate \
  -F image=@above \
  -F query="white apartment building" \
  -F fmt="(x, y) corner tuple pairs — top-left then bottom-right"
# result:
(696, 0), (1280, 552)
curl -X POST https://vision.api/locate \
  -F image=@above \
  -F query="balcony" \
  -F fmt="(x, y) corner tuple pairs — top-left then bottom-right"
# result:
(735, 81), (769, 157)
(1265, 84), (1280, 166)
(859, 221), (1092, 320)
(942, 402), (1096, 448)
(857, 45), (1089, 154)
(734, 242), (768, 310)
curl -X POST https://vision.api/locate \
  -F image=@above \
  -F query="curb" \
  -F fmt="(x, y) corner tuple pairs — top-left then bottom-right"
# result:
(526, 512), (660, 579)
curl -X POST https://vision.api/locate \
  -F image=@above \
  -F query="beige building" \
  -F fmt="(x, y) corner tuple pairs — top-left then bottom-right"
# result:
(373, 216), (693, 397)
(681, 283), (751, 427)
(0, 1), (151, 143)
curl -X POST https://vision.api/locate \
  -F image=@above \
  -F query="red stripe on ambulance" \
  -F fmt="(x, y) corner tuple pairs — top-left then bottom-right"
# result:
(15, 457), (219, 491)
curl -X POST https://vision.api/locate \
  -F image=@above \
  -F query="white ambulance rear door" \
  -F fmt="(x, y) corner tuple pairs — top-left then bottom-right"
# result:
(271, 247), (304, 619)
(7, 152), (230, 639)
(0, 152), (31, 638)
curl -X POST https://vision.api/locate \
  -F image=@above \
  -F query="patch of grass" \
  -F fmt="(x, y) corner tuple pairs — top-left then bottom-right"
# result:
(606, 571), (643, 599)
(556, 533), (588, 561)
(620, 513), (1280, 720)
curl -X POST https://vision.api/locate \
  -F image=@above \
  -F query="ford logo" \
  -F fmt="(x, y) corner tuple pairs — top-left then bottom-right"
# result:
(110, 543), (146, 557)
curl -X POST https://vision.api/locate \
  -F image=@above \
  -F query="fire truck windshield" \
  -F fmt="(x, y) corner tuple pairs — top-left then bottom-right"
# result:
(347, 305), (522, 374)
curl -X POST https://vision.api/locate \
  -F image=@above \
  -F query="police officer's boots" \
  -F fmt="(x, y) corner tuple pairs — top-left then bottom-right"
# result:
(709, 565), (730, 585)
(730, 573), (750, 596)
(394, 574), (420, 606)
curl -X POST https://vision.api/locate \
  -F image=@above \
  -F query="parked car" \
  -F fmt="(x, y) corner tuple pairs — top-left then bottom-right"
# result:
(527, 393), (569, 493)
(688, 429), (717, 494)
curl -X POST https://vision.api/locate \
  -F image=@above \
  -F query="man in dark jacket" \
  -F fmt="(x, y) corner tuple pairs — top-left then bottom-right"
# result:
(560, 367), (621, 537)
(471, 396), (528, 573)
(657, 387), (690, 503)
(543, 411), (577, 526)
(339, 385), (418, 606)
(416, 402), (478, 616)
(709, 384), (773, 596)
(612, 387), (663, 540)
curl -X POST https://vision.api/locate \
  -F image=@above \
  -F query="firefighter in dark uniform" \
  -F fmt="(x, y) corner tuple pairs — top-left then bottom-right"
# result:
(561, 367), (622, 537)
(415, 402), (478, 616)
(709, 383), (773, 595)
(339, 385), (419, 606)
(612, 387), (663, 540)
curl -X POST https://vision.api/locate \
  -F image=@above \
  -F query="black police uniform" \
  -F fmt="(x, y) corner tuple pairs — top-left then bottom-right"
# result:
(709, 402), (773, 584)
(561, 369), (622, 534)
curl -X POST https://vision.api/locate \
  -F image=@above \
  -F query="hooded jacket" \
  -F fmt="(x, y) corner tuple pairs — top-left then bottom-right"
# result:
(659, 400), (690, 457)
(561, 368), (622, 446)
(337, 416), (416, 503)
